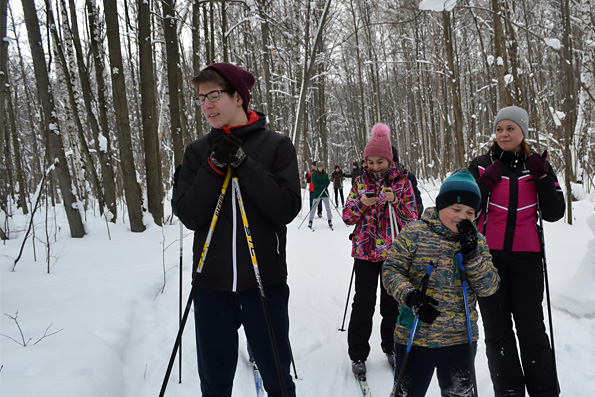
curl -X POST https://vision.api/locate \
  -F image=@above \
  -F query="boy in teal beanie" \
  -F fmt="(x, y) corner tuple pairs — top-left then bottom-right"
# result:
(382, 168), (500, 396)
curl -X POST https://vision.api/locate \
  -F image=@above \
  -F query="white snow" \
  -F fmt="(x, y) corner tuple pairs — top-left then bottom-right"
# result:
(2, 183), (594, 396)
(544, 38), (562, 50)
(419, 0), (457, 12)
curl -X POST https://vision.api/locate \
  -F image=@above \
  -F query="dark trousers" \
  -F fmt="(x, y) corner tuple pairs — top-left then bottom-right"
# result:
(309, 190), (322, 215)
(348, 259), (398, 361)
(193, 285), (296, 397)
(393, 342), (477, 397)
(478, 252), (558, 397)
(334, 187), (344, 207)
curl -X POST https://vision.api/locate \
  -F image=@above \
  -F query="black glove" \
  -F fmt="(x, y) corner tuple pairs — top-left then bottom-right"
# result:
(479, 160), (502, 190)
(405, 289), (441, 325)
(457, 219), (478, 258)
(529, 150), (548, 179)
(210, 134), (246, 169)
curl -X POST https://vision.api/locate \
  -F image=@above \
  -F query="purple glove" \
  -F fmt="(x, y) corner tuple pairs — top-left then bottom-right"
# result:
(479, 160), (502, 190)
(529, 150), (548, 179)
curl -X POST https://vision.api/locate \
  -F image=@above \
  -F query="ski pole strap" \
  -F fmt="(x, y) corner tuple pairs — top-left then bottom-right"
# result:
(455, 253), (467, 283)
(455, 253), (473, 343)
(407, 261), (435, 340)
(420, 261), (434, 294)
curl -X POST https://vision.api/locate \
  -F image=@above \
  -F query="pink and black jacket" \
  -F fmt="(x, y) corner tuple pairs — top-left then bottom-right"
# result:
(468, 145), (565, 254)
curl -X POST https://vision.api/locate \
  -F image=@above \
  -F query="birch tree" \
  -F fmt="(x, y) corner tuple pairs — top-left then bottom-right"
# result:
(20, 0), (85, 237)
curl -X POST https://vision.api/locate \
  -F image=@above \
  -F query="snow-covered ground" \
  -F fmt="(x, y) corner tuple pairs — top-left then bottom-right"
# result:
(2, 182), (594, 397)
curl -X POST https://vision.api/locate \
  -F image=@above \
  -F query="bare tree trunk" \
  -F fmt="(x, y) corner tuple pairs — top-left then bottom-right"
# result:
(442, 10), (466, 167)
(140, 0), (164, 226)
(7, 77), (29, 213)
(21, 0), (85, 237)
(104, 0), (145, 232)
(561, 0), (575, 224)
(0, 0), (6, 158)
(256, 0), (274, 130)
(162, 0), (184, 168)
(86, 0), (118, 222)
(491, 0), (512, 107)
(65, 0), (116, 220)
(191, 0), (204, 140)
(292, 0), (332, 150)
(48, 1), (106, 216)
(221, 2), (228, 63)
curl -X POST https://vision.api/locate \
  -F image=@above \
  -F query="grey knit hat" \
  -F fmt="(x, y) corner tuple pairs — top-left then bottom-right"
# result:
(494, 106), (529, 137)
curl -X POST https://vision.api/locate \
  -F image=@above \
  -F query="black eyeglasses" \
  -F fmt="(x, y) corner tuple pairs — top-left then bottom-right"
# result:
(193, 89), (232, 105)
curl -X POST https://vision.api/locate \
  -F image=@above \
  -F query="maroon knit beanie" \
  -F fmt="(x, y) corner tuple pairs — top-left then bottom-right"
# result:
(364, 123), (393, 162)
(205, 63), (255, 113)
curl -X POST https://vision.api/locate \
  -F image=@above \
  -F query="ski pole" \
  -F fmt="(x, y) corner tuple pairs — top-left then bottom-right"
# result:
(298, 186), (328, 228)
(537, 196), (560, 396)
(178, 221), (183, 384)
(455, 253), (478, 397)
(232, 175), (289, 397)
(159, 168), (232, 397)
(383, 174), (399, 241)
(392, 262), (434, 397)
(320, 186), (343, 219)
(338, 264), (356, 331)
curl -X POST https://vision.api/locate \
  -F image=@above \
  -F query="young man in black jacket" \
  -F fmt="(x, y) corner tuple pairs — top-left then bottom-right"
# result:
(172, 63), (300, 397)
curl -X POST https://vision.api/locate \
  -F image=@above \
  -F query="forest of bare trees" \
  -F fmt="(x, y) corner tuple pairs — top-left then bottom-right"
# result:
(1, 0), (594, 238)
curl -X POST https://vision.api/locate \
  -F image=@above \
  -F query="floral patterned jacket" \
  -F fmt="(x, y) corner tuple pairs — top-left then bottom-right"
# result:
(342, 163), (418, 262)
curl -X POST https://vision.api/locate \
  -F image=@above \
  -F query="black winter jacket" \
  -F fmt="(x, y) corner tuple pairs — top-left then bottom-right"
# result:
(172, 111), (301, 292)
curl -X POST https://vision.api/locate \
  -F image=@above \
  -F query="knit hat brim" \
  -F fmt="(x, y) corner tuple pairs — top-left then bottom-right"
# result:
(435, 169), (481, 212)
(205, 63), (255, 113)
(494, 106), (529, 137)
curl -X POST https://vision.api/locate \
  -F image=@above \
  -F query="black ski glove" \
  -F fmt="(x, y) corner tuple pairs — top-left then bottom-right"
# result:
(457, 219), (478, 260)
(210, 134), (246, 169)
(405, 289), (441, 325)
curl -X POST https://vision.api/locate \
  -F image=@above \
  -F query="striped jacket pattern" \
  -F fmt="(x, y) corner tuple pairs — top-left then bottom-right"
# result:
(382, 207), (500, 348)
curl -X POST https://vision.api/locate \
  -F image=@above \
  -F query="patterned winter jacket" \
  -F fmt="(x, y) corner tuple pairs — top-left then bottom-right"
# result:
(342, 163), (418, 262)
(382, 207), (500, 348)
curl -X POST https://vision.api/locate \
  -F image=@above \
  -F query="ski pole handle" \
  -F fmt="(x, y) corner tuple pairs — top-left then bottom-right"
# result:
(455, 253), (467, 283)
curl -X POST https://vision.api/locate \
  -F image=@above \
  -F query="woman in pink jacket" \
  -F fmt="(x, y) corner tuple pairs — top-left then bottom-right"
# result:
(468, 106), (565, 397)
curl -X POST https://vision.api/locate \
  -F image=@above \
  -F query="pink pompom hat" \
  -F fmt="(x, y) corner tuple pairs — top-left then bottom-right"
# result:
(364, 123), (393, 162)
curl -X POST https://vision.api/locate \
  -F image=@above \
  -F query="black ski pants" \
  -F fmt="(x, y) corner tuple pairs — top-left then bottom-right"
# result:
(393, 342), (477, 397)
(334, 187), (344, 207)
(193, 284), (295, 397)
(478, 251), (558, 397)
(348, 259), (399, 361)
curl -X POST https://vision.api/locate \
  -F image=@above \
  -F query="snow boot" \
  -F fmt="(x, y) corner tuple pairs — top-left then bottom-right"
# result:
(351, 360), (366, 376)
(386, 351), (395, 371)
(328, 220), (333, 228)
(308, 221), (313, 229)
